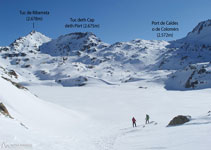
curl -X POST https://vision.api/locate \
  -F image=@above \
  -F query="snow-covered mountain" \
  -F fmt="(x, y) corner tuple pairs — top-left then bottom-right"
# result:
(159, 20), (211, 70)
(165, 62), (211, 90)
(10, 30), (51, 52)
(158, 42), (211, 70)
(98, 39), (169, 67)
(0, 67), (85, 149)
(1, 19), (211, 150)
(179, 19), (211, 46)
(1, 19), (211, 90)
(0, 30), (170, 87)
(157, 20), (211, 90)
(40, 32), (109, 56)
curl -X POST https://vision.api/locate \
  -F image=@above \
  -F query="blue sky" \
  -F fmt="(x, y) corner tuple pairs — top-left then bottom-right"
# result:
(0, 0), (211, 46)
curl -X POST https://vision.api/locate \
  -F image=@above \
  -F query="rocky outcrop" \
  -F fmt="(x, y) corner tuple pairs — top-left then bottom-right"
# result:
(0, 102), (13, 119)
(56, 76), (88, 87)
(167, 115), (191, 127)
(2, 77), (27, 90)
(165, 63), (211, 90)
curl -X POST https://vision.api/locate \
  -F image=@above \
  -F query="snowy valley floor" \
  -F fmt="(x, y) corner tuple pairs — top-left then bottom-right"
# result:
(24, 81), (211, 150)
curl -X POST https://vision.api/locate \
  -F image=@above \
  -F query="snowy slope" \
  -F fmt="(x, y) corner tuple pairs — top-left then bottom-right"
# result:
(40, 32), (109, 56)
(98, 39), (169, 68)
(158, 42), (211, 70)
(27, 82), (211, 150)
(0, 73), (93, 149)
(165, 62), (211, 90)
(1, 20), (211, 90)
(0, 31), (171, 87)
(10, 30), (51, 52)
(0, 19), (211, 149)
(156, 20), (211, 89)
(179, 19), (211, 46)
(159, 20), (211, 70)
(1, 20), (211, 89)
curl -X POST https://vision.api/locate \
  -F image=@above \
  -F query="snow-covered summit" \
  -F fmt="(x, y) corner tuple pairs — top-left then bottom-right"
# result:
(188, 20), (211, 35)
(10, 30), (51, 52)
(40, 32), (109, 56)
(179, 19), (211, 45)
(1, 19), (211, 90)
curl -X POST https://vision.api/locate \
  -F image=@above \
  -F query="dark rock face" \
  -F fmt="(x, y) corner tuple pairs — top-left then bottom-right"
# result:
(2, 77), (28, 90)
(8, 70), (18, 78)
(185, 71), (197, 88)
(56, 76), (88, 87)
(167, 115), (191, 126)
(0, 102), (13, 118)
(189, 19), (211, 35)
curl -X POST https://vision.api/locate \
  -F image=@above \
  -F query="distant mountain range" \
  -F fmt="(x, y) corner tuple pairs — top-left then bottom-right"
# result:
(1, 19), (211, 90)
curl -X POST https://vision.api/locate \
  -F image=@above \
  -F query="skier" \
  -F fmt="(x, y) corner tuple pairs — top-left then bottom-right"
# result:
(132, 117), (136, 127)
(145, 114), (150, 124)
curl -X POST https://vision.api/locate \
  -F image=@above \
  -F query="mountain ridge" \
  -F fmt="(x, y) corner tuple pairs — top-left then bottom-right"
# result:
(1, 19), (211, 90)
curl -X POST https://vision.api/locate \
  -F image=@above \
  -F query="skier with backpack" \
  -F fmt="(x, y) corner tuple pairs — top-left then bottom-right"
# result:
(145, 114), (150, 124)
(132, 117), (136, 127)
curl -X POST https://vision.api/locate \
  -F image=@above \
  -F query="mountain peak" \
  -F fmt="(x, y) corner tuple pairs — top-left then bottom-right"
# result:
(29, 30), (37, 34)
(40, 32), (108, 56)
(58, 32), (101, 43)
(26, 30), (50, 40)
(64, 32), (96, 37)
(28, 30), (41, 36)
(188, 19), (211, 35)
(180, 19), (211, 46)
(10, 31), (51, 51)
